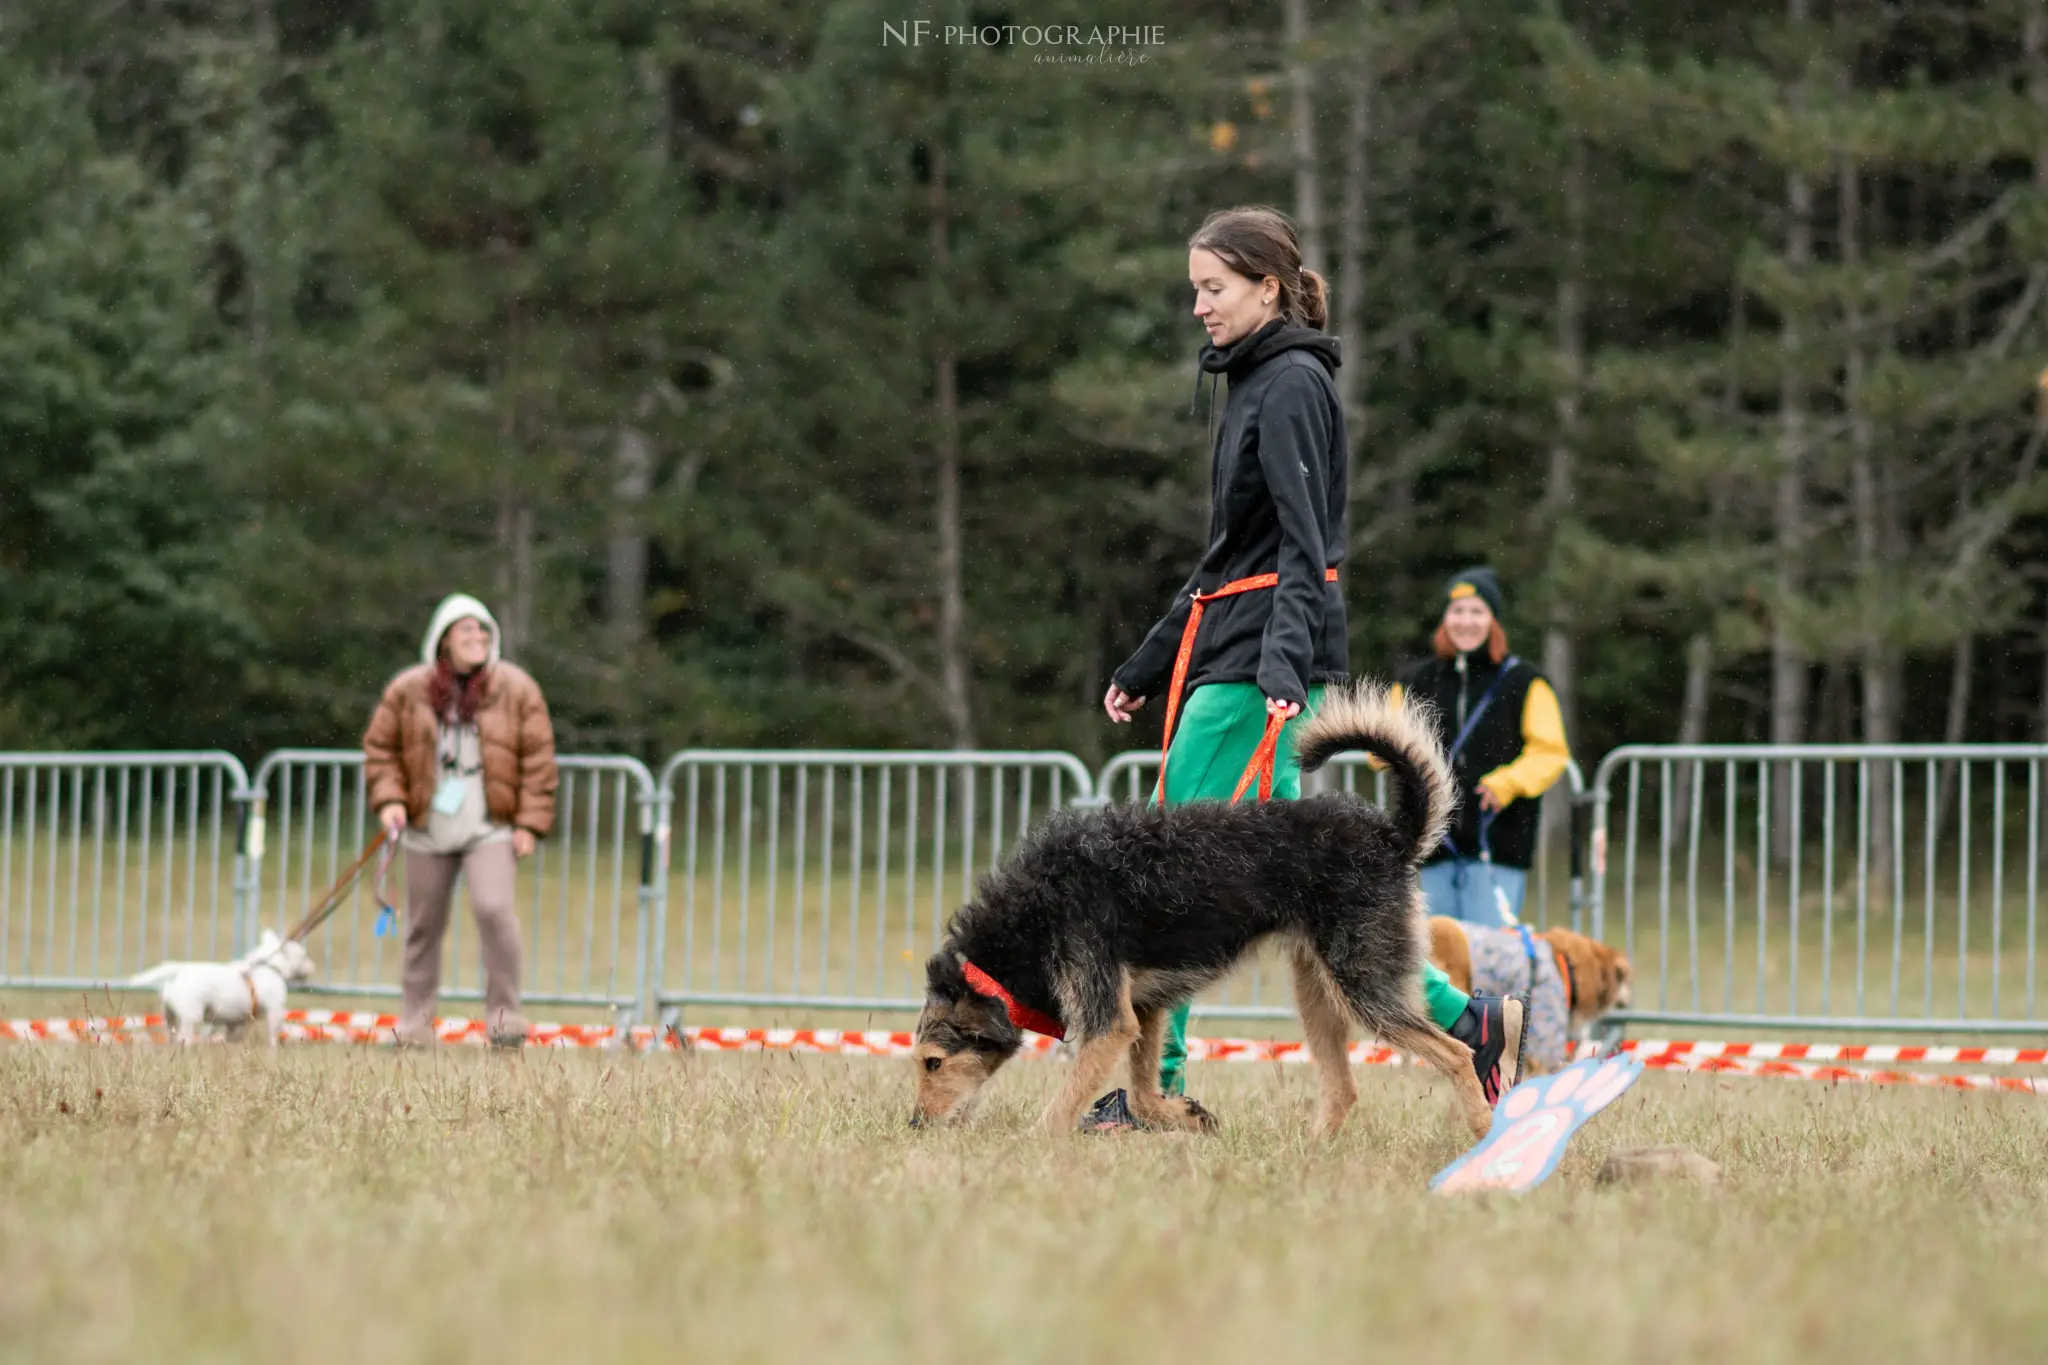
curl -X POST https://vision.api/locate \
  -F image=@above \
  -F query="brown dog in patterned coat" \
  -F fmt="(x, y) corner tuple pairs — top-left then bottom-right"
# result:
(1427, 918), (1632, 1074)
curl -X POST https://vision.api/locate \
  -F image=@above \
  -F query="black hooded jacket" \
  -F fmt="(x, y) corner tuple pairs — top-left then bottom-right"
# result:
(1112, 319), (1349, 707)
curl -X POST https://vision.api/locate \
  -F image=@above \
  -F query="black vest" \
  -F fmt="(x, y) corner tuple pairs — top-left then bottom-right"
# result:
(1397, 653), (1544, 870)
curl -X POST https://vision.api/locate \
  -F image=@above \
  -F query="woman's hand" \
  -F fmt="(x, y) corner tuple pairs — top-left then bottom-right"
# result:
(1477, 783), (1504, 813)
(378, 803), (408, 836)
(1103, 685), (1147, 723)
(513, 828), (537, 859)
(1265, 697), (1302, 722)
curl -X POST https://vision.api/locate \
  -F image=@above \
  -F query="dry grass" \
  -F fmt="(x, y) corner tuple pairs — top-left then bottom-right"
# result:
(2, 1046), (2044, 1365)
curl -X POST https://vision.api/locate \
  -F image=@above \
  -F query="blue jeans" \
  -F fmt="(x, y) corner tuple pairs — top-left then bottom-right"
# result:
(1421, 859), (1528, 927)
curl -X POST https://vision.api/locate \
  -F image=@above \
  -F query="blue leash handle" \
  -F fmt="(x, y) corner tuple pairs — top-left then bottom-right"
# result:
(371, 835), (400, 938)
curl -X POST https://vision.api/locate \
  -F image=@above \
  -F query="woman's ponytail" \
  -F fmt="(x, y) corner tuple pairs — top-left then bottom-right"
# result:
(1299, 268), (1330, 331)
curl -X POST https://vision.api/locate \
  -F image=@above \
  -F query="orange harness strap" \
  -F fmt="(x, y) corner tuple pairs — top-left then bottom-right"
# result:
(1155, 567), (1340, 807)
(1553, 948), (1579, 1013)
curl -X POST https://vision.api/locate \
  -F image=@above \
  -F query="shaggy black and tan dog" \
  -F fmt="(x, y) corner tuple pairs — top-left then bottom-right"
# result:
(910, 683), (1495, 1139)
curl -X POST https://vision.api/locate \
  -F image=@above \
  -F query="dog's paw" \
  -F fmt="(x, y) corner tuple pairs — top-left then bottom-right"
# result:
(1172, 1096), (1220, 1135)
(1116, 1092), (1220, 1135)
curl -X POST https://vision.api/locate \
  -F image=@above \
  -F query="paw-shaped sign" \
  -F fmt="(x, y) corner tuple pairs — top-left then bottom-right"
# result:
(1430, 1052), (1645, 1195)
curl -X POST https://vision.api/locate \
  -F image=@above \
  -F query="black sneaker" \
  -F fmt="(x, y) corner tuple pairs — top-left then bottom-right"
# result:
(1449, 992), (1528, 1105)
(1080, 1089), (1140, 1134)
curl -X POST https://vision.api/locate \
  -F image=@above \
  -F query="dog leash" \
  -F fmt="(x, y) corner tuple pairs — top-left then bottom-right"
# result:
(1154, 567), (1340, 805)
(1441, 807), (1521, 924)
(1439, 807), (1497, 864)
(283, 830), (396, 943)
(1512, 923), (1580, 1015)
(1229, 710), (1289, 805)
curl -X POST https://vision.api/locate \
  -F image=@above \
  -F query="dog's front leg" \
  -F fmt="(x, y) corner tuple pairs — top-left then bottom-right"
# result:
(1038, 979), (1139, 1135)
(1038, 1026), (1134, 1134)
(1123, 1004), (1218, 1134)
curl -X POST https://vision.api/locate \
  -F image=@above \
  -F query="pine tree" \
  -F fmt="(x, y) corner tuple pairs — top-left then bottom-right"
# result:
(700, 0), (1201, 753)
(0, 55), (257, 745)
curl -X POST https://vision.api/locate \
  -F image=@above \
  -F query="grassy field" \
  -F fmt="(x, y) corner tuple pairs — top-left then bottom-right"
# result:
(1, 1045), (2044, 1364)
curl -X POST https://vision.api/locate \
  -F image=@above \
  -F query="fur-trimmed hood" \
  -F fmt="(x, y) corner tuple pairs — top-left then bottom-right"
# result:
(420, 593), (503, 668)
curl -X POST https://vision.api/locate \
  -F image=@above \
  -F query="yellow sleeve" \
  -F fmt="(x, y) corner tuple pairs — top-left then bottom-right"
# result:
(1364, 683), (1404, 771)
(1477, 678), (1570, 806)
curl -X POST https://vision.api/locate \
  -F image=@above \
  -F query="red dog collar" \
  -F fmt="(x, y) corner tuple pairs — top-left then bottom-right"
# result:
(961, 960), (1065, 1040)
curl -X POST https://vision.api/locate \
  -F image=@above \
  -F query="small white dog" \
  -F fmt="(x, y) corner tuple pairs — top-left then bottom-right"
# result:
(126, 929), (317, 1045)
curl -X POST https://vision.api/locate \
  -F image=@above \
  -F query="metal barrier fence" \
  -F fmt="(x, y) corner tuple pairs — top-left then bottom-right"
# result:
(244, 751), (656, 1015)
(9, 741), (2042, 1040)
(1591, 745), (2048, 1035)
(650, 751), (1095, 1018)
(0, 753), (254, 994)
(1097, 750), (1590, 1018)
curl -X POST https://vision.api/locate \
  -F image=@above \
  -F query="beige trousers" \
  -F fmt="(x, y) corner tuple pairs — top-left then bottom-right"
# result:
(401, 843), (525, 1038)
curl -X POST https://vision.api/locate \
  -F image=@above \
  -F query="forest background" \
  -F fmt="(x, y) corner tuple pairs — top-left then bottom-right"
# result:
(8, 0), (2048, 774)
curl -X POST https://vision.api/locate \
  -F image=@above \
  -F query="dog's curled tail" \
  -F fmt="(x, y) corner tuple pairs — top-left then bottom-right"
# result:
(1293, 682), (1454, 865)
(124, 961), (186, 990)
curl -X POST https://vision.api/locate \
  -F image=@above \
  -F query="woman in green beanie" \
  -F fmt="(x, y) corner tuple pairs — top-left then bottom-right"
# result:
(1392, 568), (1571, 926)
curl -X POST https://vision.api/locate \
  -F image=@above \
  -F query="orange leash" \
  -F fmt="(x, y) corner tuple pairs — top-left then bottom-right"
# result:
(1228, 713), (1287, 804)
(1155, 567), (1339, 806)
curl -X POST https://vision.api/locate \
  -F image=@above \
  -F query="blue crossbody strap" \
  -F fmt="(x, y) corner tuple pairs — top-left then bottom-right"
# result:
(1445, 656), (1521, 762)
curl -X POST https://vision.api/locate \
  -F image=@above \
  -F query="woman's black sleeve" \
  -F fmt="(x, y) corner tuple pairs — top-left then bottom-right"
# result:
(1252, 369), (1331, 706)
(1111, 566), (1203, 700)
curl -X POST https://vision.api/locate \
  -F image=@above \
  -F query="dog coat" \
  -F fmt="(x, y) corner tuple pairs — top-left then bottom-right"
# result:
(1464, 925), (1571, 1072)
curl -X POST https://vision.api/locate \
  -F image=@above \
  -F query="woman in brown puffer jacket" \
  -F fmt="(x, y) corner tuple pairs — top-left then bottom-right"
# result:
(363, 593), (557, 1047)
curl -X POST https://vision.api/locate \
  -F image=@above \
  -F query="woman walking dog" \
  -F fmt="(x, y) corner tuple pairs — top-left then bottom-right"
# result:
(1392, 568), (1571, 927)
(363, 593), (558, 1048)
(1102, 206), (1525, 1121)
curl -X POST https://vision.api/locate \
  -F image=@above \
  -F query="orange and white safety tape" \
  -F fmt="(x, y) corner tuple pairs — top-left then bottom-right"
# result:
(0, 1012), (656, 1048)
(1629, 1048), (2044, 1096)
(0, 1016), (2042, 1096)
(1592, 1038), (2048, 1067)
(0, 1015), (1410, 1061)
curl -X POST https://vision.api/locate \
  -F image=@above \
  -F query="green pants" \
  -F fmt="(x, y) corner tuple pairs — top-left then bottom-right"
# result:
(1156, 682), (1471, 1096)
